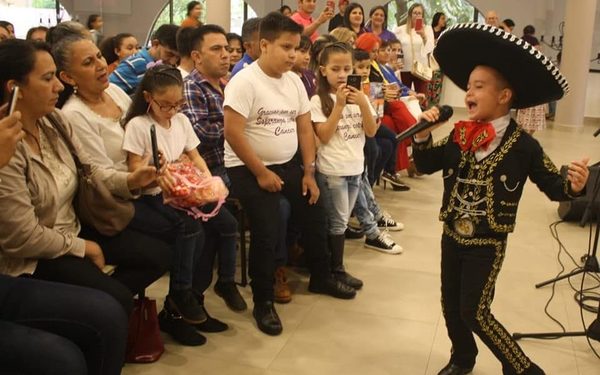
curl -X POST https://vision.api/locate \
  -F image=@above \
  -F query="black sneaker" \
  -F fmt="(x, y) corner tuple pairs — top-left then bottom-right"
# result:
(308, 277), (356, 299)
(158, 308), (207, 346)
(364, 233), (403, 254)
(376, 214), (404, 231)
(345, 226), (365, 239)
(194, 306), (229, 333)
(252, 301), (282, 336)
(333, 271), (363, 290)
(214, 281), (247, 312)
(168, 289), (207, 324)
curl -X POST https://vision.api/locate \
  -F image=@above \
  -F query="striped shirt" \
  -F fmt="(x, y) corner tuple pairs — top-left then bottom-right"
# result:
(109, 48), (154, 95)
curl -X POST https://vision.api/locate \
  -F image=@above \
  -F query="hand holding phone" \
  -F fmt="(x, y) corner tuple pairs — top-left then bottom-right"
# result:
(415, 18), (423, 32)
(150, 125), (160, 171)
(8, 86), (19, 116)
(346, 74), (362, 90)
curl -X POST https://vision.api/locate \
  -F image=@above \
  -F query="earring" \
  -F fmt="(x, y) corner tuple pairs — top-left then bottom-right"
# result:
(73, 85), (78, 94)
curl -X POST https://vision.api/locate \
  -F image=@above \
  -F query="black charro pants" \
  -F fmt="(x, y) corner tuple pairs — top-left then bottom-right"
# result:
(440, 225), (544, 375)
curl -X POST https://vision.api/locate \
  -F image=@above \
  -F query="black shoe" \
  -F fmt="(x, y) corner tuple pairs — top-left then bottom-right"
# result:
(167, 289), (207, 324)
(158, 308), (207, 346)
(252, 301), (282, 336)
(391, 182), (410, 191)
(333, 270), (363, 290)
(194, 306), (229, 333)
(308, 277), (356, 299)
(437, 363), (473, 375)
(214, 281), (248, 312)
(345, 226), (365, 239)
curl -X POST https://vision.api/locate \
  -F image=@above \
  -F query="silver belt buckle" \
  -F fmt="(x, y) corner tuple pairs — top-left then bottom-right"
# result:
(453, 217), (475, 238)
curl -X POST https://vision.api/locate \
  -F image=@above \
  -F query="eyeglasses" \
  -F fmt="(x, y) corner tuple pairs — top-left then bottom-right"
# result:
(151, 98), (186, 112)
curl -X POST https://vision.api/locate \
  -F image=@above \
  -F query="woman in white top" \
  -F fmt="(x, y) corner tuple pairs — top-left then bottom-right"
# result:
(393, 3), (434, 94)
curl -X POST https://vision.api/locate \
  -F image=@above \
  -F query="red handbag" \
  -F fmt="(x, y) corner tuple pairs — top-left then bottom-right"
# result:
(125, 297), (164, 363)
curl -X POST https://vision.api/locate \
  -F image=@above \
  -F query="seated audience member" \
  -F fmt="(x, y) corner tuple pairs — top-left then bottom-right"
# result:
(179, 25), (247, 312)
(0, 20), (14, 39)
(293, 35), (317, 98)
(329, 26), (357, 46)
(230, 17), (261, 78)
(87, 14), (104, 46)
(343, 2), (366, 36)
(55, 35), (224, 345)
(365, 5), (395, 42)
(181, 1), (203, 28)
(279, 5), (292, 17)
(46, 21), (91, 46)
(176, 26), (197, 78)
(501, 18), (515, 33)
(308, 34), (337, 72)
(26, 26), (48, 42)
(0, 39), (169, 316)
(0, 274), (127, 375)
(224, 12), (356, 336)
(0, 23), (10, 42)
(290, 0), (334, 42)
(109, 24), (179, 95)
(328, 0), (349, 32)
(226, 32), (244, 73)
(485, 10), (500, 27)
(99, 33), (139, 74)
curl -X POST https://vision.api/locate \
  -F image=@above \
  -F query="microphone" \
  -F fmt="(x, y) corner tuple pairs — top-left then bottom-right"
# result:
(395, 105), (454, 142)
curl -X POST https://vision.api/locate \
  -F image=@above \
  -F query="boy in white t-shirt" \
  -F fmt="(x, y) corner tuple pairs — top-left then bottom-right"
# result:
(224, 12), (355, 336)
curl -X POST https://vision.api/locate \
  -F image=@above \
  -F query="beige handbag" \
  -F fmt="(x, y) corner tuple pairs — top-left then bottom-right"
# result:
(410, 31), (433, 81)
(48, 114), (134, 236)
(428, 53), (440, 71)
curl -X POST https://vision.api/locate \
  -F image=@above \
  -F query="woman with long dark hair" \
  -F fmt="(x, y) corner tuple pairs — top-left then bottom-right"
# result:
(426, 11), (447, 107)
(343, 2), (366, 36)
(181, 0), (203, 28)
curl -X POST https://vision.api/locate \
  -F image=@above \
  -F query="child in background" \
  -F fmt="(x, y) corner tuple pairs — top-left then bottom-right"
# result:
(348, 49), (404, 254)
(312, 42), (378, 288)
(122, 65), (240, 337)
(292, 35), (317, 99)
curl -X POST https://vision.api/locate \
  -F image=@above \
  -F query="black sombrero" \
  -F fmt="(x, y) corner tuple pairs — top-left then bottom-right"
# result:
(433, 23), (569, 109)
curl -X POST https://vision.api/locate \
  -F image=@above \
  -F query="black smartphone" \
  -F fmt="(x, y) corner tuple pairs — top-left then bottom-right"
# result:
(346, 74), (362, 90)
(150, 124), (160, 170)
(7, 86), (19, 115)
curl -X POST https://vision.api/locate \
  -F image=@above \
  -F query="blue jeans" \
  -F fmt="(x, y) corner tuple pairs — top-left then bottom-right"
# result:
(316, 172), (361, 236)
(0, 275), (127, 375)
(130, 195), (203, 292)
(354, 170), (383, 239)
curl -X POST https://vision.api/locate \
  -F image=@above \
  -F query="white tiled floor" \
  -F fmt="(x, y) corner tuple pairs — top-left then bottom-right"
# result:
(123, 111), (600, 374)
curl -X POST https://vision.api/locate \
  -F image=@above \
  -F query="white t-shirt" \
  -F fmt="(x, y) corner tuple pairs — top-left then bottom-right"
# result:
(122, 113), (200, 195)
(393, 24), (435, 72)
(223, 61), (311, 168)
(62, 83), (131, 172)
(310, 94), (374, 176)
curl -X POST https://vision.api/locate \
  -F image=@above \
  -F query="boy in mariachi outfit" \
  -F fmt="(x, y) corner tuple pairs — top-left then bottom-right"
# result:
(413, 24), (590, 375)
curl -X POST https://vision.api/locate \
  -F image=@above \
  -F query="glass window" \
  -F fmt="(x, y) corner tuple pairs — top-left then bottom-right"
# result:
(0, 0), (71, 39)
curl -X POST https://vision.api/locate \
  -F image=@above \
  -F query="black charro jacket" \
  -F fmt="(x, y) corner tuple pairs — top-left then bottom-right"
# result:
(412, 119), (578, 235)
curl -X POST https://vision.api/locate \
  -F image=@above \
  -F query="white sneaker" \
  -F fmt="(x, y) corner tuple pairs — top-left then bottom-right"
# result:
(364, 233), (403, 254)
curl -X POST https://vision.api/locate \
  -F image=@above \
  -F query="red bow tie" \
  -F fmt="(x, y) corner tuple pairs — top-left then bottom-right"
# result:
(453, 121), (497, 152)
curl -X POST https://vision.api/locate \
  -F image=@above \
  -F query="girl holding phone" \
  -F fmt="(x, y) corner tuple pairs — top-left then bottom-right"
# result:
(311, 42), (378, 290)
(392, 3), (434, 95)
